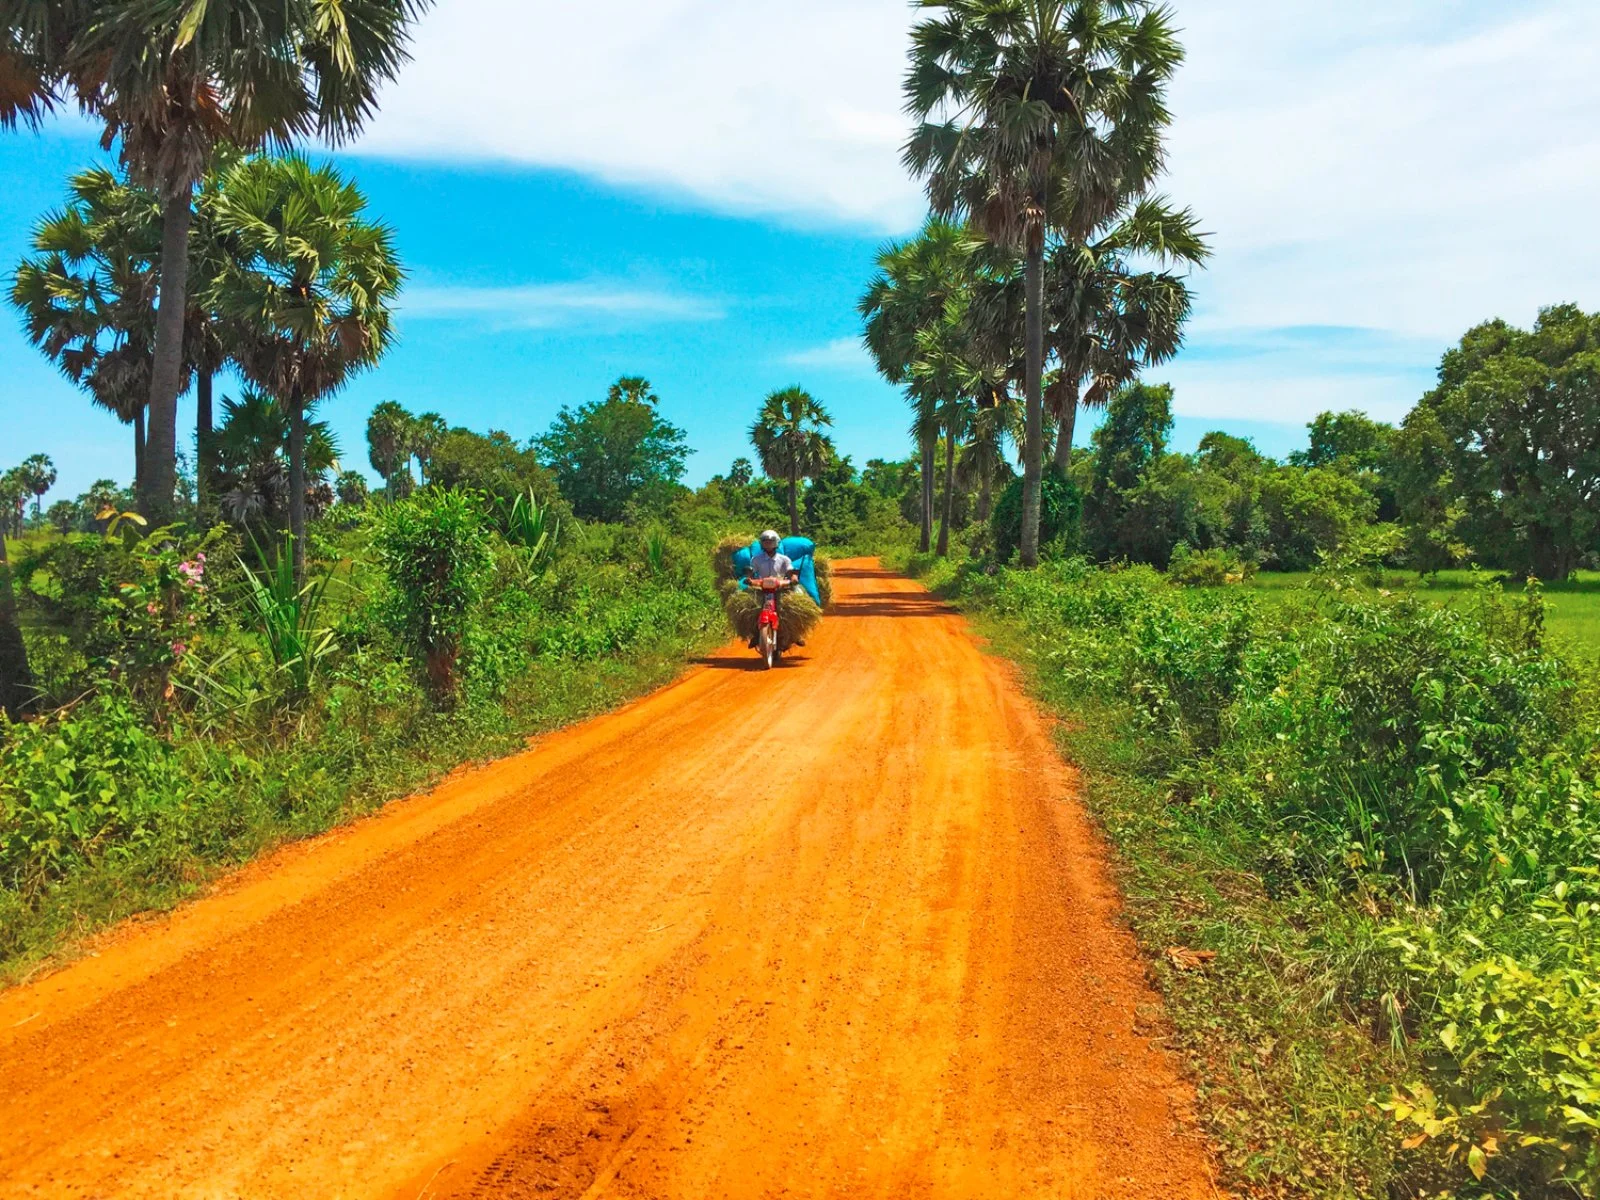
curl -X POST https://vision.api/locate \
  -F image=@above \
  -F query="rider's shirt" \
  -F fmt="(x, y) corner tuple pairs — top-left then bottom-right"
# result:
(749, 550), (794, 580)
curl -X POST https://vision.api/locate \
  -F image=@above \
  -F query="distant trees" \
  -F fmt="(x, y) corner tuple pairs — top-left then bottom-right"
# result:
(18, 454), (56, 517)
(750, 387), (835, 535)
(537, 377), (690, 522)
(1392, 305), (1600, 580)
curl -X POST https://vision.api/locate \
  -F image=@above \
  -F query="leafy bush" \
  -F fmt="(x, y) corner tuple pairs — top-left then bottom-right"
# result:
(1168, 543), (1256, 586)
(925, 558), (1600, 1197)
(0, 696), (201, 896)
(371, 489), (495, 706)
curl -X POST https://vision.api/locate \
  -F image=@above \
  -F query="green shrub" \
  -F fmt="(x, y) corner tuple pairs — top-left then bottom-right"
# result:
(0, 696), (199, 896)
(1168, 543), (1256, 586)
(990, 466), (1081, 563)
(371, 489), (495, 706)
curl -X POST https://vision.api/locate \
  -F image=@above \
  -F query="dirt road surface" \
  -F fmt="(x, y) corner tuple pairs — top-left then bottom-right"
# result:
(0, 561), (1216, 1199)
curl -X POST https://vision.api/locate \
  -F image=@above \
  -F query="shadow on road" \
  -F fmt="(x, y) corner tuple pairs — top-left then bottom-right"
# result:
(695, 653), (809, 671)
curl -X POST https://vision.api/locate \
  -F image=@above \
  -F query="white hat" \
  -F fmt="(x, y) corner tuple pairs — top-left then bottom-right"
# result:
(760, 529), (780, 545)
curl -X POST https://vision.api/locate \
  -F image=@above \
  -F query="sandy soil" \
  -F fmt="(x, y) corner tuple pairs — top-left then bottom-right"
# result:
(0, 560), (1218, 1199)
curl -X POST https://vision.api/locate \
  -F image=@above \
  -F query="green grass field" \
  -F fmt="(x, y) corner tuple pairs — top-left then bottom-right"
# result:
(1240, 568), (1600, 651)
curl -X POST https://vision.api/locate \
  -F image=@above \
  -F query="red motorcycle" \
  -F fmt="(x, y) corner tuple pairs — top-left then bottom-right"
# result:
(753, 576), (789, 669)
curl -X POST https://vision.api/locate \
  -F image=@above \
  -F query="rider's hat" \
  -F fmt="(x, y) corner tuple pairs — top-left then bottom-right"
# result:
(760, 529), (780, 546)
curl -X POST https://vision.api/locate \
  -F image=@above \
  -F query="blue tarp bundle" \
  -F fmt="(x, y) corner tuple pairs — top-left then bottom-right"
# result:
(732, 536), (821, 605)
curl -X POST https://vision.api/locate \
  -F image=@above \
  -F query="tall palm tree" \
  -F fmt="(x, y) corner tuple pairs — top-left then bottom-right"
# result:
(0, 0), (73, 131)
(10, 165), (164, 490)
(909, 296), (985, 557)
(958, 396), (1016, 524)
(61, 0), (428, 523)
(904, 0), (1184, 565)
(210, 155), (402, 583)
(860, 219), (975, 552)
(750, 387), (834, 535)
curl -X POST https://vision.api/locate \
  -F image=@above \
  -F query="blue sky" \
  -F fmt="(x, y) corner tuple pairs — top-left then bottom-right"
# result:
(5, 0), (1600, 502)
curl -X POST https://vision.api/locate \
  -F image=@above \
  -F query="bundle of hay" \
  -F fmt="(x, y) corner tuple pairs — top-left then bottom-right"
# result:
(711, 535), (827, 651)
(815, 557), (834, 609)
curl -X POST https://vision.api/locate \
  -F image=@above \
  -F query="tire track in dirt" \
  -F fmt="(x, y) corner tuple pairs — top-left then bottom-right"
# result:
(0, 561), (1218, 1199)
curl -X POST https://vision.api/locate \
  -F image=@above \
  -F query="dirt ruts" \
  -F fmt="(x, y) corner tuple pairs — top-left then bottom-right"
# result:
(0, 561), (1218, 1199)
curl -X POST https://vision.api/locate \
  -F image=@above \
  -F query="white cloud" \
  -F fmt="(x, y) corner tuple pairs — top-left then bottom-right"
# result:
(781, 337), (873, 372)
(359, 0), (1600, 425)
(356, 0), (920, 230)
(400, 281), (723, 329)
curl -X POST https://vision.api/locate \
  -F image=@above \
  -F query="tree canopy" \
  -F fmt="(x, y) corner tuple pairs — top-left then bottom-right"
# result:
(536, 377), (690, 522)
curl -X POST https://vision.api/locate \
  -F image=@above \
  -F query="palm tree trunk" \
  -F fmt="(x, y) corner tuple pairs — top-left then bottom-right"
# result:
(0, 528), (33, 719)
(133, 409), (146, 499)
(288, 391), (307, 587)
(978, 466), (993, 525)
(195, 365), (213, 528)
(1019, 236), (1046, 568)
(1052, 379), (1080, 472)
(919, 434), (935, 553)
(140, 185), (193, 524)
(787, 473), (799, 535)
(936, 424), (956, 557)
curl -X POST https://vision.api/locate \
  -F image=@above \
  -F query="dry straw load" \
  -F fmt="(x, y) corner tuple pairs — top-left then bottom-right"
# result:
(711, 535), (827, 652)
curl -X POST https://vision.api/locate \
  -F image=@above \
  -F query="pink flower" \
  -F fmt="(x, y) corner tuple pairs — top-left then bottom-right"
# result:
(170, 641), (188, 658)
(146, 602), (160, 615)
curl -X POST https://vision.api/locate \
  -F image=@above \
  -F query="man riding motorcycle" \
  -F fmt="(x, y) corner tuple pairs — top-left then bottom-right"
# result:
(746, 530), (802, 647)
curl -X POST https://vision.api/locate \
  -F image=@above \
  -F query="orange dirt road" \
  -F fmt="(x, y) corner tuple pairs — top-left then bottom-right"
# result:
(0, 561), (1217, 1199)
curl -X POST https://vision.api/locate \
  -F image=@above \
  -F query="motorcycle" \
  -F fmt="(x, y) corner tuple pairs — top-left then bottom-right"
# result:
(753, 576), (789, 669)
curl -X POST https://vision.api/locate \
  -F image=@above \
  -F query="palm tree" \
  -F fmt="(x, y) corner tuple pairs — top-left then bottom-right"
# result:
(10, 165), (164, 491)
(958, 397), (1016, 524)
(0, 0), (72, 131)
(750, 387), (834, 535)
(366, 400), (416, 495)
(212, 389), (340, 536)
(860, 219), (975, 552)
(904, 0), (1184, 565)
(411, 411), (447, 485)
(210, 155), (402, 583)
(60, 0), (429, 523)
(18, 452), (55, 516)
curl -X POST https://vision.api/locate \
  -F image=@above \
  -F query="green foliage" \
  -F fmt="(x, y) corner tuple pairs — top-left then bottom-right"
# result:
(495, 487), (560, 579)
(0, 695), (202, 898)
(991, 466), (1080, 563)
(536, 376), (690, 521)
(1084, 382), (1174, 560)
(1168, 543), (1255, 587)
(1290, 410), (1394, 472)
(917, 557), (1600, 1196)
(1396, 306), (1600, 580)
(237, 535), (338, 698)
(371, 489), (495, 706)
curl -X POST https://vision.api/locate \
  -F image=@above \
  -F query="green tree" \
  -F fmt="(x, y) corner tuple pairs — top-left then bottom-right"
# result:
(334, 471), (369, 509)
(1290, 409), (1394, 471)
(0, 469), (25, 538)
(1084, 382), (1173, 561)
(1257, 465), (1376, 571)
(537, 376), (690, 522)
(366, 401), (416, 496)
(1396, 307), (1600, 579)
(52, 0), (426, 522)
(18, 452), (55, 517)
(211, 390), (340, 537)
(905, 0), (1184, 566)
(860, 219), (975, 552)
(11, 165), (163, 491)
(428, 427), (564, 514)
(410, 411), (447, 484)
(727, 457), (754, 487)
(750, 386), (835, 535)
(210, 155), (402, 583)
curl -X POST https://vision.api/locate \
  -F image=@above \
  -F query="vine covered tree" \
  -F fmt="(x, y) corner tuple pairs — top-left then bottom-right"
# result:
(750, 387), (835, 535)
(210, 155), (402, 583)
(905, 0), (1185, 565)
